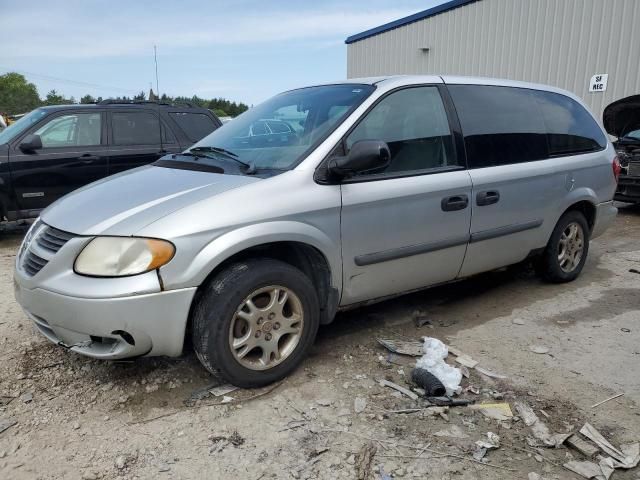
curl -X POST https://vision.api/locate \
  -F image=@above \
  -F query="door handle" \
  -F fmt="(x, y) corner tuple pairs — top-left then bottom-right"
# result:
(441, 194), (469, 212)
(476, 190), (500, 206)
(77, 154), (100, 164)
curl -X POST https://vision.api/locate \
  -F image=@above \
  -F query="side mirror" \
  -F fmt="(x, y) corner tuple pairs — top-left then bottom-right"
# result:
(328, 140), (390, 180)
(19, 134), (43, 152)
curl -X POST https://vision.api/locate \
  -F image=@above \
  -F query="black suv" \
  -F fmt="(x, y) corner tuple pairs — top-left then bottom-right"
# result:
(0, 101), (221, 221)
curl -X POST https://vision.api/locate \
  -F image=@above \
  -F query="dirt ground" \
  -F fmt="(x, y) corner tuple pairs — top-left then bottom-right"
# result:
(1, 205), (639, 480)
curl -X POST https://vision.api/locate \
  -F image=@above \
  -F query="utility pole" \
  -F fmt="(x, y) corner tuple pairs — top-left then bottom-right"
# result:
(154, 45), (160, 99)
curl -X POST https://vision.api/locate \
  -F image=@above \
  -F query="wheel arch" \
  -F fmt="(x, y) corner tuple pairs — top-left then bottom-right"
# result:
(174, 222), (342, 349)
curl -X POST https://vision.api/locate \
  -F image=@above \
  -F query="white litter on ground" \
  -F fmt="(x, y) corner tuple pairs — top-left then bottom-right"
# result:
(415, 337), (462, 396)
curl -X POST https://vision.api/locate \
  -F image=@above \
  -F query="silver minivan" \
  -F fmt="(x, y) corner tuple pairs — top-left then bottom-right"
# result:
(14, 76), (619, 387)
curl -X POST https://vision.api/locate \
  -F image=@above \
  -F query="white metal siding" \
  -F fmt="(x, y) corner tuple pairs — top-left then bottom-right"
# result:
(347, 0), (640, 123)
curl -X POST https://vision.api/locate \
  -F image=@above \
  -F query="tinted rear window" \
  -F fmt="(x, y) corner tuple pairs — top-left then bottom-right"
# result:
(533, 90), (606, 156)
(169, 112), (217, 142)
(448, 85), (548, 168)
(112, 112), (160, 145)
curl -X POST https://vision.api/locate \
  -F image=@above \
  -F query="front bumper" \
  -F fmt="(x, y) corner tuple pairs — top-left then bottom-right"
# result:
(14, 278), (196, 360)
(591, 200), (618, 239)
(614, 174), (640, 203)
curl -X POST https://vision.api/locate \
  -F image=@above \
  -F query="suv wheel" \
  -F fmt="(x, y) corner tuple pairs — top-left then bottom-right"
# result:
(537, 211), (589, 283)
(192, 258), (319, 388)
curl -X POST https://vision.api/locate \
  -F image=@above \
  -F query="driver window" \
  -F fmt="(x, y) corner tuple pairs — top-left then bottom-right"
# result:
(34, 113), (102, 148)
(345, 86), (457, 175)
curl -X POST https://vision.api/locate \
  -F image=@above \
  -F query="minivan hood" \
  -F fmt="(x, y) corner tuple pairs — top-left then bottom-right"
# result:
(41, 165), (261, 235)
(603, 95), (640, 139)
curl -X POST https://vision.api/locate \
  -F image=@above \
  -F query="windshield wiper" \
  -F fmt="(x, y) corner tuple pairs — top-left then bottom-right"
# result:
(189, 146), (255, 173)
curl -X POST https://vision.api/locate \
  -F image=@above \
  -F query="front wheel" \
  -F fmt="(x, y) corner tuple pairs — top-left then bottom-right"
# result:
(537, 211), (590, 283)
(192, 258), (320, 388)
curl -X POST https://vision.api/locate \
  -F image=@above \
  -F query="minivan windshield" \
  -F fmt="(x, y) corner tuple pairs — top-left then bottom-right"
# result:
(0, 108), (48, 144)
(186, 84), (375, 171)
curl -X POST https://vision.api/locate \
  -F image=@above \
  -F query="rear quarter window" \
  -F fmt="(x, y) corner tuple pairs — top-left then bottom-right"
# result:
(448, 85), (548, 168)
(532, 90), (606, 156)
(169, 112), (217, 143)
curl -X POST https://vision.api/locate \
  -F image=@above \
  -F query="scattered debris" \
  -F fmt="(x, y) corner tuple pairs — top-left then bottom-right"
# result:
(228, 430), (245, 447)
(317, 398), (333, 407)
(563, 460), (605, 479)
(455, 355), (479, 369)
(410, 368), (446, 396)
(565, 434), (600, 458)
(464, 385), (480, 395)
(377, 338), (423, 357)
(221, 396), (234, 404)
(0, 418), (17, 434)
(529, 345), (551, 355)
(416, 337), (462, 395)
(620, 328), (631, 333)
(512, 318), (526, 325)
(0, 396), (14, 407)
(579, 423), (640, 469)
(209, 384), (239, 397)
(427, 397), (474, 407)
(378, 380), (419, 401)
(460, 365), (470, 378)
(469, 403), (513, 421)
(474, 432), (500, 460)
(20, 392), (32, 403)
(591, 393), (624, 409)
(448, 346), (479, 368)
(354, 397), (367, 414)
(515, 402), (570, 448)
(629, 268), (640, 274)
(475, 366), (508, 379)
(354, 442), (377, 480)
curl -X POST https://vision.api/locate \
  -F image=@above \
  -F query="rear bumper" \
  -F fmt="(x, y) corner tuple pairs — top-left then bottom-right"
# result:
(14, 278), (196, 359)
(591, 200), (618, 239)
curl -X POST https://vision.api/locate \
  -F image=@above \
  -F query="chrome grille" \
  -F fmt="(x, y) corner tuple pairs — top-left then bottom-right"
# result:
(36, 226), (75, 253)
(22, 251), (48, 276)
(628, 161), (640, 177)
(20, 223), (76, 277)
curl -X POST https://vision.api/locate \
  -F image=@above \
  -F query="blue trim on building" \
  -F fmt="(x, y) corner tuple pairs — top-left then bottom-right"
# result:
(345, 0), (481, 44)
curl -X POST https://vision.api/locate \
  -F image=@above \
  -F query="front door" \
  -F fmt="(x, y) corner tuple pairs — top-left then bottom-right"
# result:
(9, 110), (108, 212)
(339, 85), (472, 305)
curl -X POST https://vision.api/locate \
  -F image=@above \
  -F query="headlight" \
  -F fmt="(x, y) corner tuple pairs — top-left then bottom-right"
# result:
(74, 237), (175, 277)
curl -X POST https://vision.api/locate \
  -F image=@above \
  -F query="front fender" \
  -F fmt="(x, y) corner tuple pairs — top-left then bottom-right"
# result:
(160, 221), (342, 292)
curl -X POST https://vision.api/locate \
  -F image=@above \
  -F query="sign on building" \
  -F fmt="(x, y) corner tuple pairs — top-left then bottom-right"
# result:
(589, 74), (608, 93)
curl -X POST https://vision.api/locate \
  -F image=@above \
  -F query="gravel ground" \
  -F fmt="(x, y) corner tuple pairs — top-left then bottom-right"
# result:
(0, 206), (639, 480)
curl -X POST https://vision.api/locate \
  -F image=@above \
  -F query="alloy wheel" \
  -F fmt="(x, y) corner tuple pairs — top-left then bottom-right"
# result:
(228, 285), (304, 371)
(557, 222), (585, 273)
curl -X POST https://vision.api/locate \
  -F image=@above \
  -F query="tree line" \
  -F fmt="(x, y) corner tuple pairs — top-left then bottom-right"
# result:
(0, 72), (249, 117)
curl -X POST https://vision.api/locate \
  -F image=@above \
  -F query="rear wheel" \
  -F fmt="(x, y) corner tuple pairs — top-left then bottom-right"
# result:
(192, 258), (319, 388)
(537, 211), (589, 283)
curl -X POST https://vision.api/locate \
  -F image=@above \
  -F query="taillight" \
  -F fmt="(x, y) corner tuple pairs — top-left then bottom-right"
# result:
(612, 155), (621, 182)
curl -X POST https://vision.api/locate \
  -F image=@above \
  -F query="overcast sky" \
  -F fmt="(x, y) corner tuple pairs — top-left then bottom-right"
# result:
(0, 0), (445, 106)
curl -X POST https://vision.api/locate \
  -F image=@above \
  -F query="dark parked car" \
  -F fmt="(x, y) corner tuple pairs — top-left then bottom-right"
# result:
(0, 101), (221, 221)
(604, 95), (640, 203)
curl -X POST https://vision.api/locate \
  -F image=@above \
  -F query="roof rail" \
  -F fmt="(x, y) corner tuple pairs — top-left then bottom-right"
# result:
(96, 99), (197, 107)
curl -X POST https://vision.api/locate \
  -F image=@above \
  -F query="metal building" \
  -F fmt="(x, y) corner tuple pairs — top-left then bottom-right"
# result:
(346, 0), (640, 122)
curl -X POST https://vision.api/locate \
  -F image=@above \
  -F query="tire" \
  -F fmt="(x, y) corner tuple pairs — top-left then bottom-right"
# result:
(192, 258), (320, 388)
(537, 210), (590, 283)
